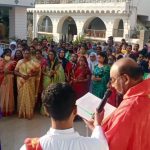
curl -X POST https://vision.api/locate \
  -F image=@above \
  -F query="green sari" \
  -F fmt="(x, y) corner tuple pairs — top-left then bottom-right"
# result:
(43, 62), (65, 89)
(143, 73), (150, 80)
(92, 65), (110, 99)
(41, 61), (65, 115)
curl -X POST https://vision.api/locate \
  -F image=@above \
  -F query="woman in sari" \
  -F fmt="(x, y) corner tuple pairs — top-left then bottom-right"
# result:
(34, 50), (47, 110)
(92, 52), (110, 99)
(58, 49), (69, 71)
(0, 57), (5, 86)
(15, 48), (41, 119)
(65, 53), (78, 83)
(71, 56), (91, 99)
(14, 50), (23, 62)
(0, 49), (17, 116)
(41, 50), (65, 115)
(13, 50), (23, 111)
(43, 50), (65, 90)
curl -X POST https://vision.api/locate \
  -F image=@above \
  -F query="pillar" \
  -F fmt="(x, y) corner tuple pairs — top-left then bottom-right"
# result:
(123, 18), (130, 41)
(51, 16), (61, 42)
(33, 11), (40, 38)
(9, 7), (27, 39)
(105, 18), (114, 40)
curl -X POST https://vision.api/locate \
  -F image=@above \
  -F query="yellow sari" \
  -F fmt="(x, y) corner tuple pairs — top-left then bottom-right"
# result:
(15, 59), (41, 119)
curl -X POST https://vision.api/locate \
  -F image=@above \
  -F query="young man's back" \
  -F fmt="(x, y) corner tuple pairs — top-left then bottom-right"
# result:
(21, 126), (107, 150)
(20, 83), (108, 150)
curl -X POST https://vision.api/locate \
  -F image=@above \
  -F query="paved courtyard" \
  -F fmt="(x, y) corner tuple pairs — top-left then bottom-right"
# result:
(0, 114), (89, 150)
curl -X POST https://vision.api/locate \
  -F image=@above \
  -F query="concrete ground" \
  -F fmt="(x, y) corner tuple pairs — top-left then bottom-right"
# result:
(0, 114), (90, 150)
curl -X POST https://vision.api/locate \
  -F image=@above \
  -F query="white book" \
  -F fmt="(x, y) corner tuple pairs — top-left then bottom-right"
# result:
(76, 92), (116, 121)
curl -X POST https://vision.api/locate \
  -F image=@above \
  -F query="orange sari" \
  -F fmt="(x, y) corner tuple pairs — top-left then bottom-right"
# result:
(0, 59), (16, 116)
(15, 59), (41, 119)
(0, 59), (5, 85)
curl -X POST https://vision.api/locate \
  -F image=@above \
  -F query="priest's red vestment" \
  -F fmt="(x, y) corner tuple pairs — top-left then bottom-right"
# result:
(103, 79), (150, 150)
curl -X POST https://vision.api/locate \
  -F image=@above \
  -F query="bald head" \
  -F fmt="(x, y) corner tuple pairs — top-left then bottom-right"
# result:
(111, 58), (143, 80)
(112, 58), (138, 70)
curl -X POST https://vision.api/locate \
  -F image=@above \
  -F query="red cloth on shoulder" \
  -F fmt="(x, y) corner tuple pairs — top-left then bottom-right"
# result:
(25, 138), (42, 150)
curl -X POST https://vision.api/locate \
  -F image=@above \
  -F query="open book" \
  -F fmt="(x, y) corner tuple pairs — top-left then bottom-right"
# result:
(76, 92), (116, 121)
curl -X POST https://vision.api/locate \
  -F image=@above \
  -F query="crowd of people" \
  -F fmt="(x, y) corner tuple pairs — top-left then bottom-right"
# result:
(20, 58), (150, 150)
(0, 36), (150, 119)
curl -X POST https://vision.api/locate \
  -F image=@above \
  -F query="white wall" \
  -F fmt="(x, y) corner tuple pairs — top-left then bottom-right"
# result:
(132, 0), (150, 20)
(0, 0), (35, 7)
(9, 7), (27, 39)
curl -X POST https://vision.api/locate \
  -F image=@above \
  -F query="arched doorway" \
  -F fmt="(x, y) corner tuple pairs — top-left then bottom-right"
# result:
(113, 19), (124, 37)
(59, 16), (77, 42)
(37, 16), (53, 33)
(84, 17), (106, 38)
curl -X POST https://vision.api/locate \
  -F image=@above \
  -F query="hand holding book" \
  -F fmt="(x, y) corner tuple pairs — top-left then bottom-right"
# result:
(84, 109), (104, 131)
(76, 92), (116, 121)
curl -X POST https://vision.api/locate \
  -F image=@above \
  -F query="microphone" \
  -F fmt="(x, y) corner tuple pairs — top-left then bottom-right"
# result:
(97, 89), (112, 113)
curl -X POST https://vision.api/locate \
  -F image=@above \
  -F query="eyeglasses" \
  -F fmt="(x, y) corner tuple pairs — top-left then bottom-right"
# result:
(109, 74), (124, 84)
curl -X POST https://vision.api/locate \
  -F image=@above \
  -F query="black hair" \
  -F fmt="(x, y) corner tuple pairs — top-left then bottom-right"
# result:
(48, 50), (56, 58)
(21, 39), (27, 44)
(14, 50), (23, 60)
(42, 38), (47, 42)
(97, 52), (108, 64)
(72, 53), (78, 58)
(30, 45), (35, 49)
(1, 48), (12, 58)
(42, 83), (76, 121)
(22, 47), (30, 52)
(121, 38), (126, 42)
(107, 48), (112, 53)
(33, 38), (38, 41)
(117, 55), (123, 60)
(135, 44), (139, 47)
(47, 50), (58, 70)
(21, 43), (28, 49)
(127, 45), (132, 49)
(119, 65), (144, 80)
(129, 53), (137, 62)
(16, 39), (21, 44)
(36, 50), (42, 55)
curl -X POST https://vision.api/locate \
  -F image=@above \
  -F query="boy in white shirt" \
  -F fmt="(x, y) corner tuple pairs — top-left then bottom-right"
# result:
(20, 83), (109, 150)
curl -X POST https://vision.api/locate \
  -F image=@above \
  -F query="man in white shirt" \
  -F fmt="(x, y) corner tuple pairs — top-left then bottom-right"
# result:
(20, 83), (109, 150)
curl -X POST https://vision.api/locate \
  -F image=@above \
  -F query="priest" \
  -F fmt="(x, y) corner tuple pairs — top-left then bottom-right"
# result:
(103, 58), (150, 150)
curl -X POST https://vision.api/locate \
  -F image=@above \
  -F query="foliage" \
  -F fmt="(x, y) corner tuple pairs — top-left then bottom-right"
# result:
(38, 34), (53, 42)
(73, 34), (85, 45)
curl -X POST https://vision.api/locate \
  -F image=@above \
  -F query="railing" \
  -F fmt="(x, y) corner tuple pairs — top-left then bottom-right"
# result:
(130, 30), (140, 39)
(38, 25), (53, 33)
(84, 29), (106, 38)
(113, 29), (124, 37)
(35, 0), (131, 4)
